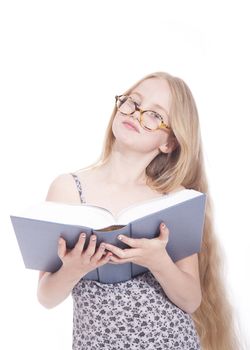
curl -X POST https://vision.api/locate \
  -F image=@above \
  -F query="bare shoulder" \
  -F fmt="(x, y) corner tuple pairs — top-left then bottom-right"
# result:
(45, 172), (81, 204)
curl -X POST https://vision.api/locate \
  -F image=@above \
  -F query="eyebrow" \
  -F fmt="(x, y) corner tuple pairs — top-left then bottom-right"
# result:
(130, 91), (168, 115)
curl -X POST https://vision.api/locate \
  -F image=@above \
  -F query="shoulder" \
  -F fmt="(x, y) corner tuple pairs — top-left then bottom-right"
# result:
(45, 172), (82, 203)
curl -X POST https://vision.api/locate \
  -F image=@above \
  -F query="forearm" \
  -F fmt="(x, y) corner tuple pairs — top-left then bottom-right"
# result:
(37, 266), (83, 309)
(150, 254), (202, 314)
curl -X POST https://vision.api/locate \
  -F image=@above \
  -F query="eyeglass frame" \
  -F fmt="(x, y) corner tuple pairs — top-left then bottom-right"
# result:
(115, 94), (172, 132)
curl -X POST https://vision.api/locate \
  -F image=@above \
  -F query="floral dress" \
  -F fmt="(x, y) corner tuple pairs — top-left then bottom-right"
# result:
(70, 172), (201, 350)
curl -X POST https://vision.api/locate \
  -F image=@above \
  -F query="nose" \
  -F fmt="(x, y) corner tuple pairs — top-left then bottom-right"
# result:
(129, 110), (140, 121)
(129, 113), (141, 129)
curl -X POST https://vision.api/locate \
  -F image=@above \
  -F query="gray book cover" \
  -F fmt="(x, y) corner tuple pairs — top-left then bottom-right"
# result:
(10, 190), (207, 284)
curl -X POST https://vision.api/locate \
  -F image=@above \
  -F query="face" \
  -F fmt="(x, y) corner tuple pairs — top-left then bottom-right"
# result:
(112, 77), (173, 154)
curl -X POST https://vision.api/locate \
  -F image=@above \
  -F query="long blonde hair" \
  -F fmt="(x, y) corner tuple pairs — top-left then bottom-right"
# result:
(76, 71), (245, 349)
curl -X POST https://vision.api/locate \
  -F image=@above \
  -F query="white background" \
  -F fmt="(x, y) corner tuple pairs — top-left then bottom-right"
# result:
(0, 0), (249, 349)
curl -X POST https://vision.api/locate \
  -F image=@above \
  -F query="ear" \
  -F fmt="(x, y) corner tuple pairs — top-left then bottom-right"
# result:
(158, 143), (169, 154)
(159, 136), (178, 154)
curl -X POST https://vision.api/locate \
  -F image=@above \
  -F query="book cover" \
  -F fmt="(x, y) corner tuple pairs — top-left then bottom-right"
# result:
(10, 189), (207, 283)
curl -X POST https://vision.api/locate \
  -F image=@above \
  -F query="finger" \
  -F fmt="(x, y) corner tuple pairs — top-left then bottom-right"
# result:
(72, 233), (86, 255)
(105, 243), (138, 259)
(92, 242), (107, 261)
(109, 255), (121, 263)
(58, 237), (66, 259)
(83, 234), (97, 258)
(99, 251), (113, 265)
(158, 222), (170, 242)
(117, 235), (145, 248)
(109, 255), (133, 264)
(104, 243), (127, 258)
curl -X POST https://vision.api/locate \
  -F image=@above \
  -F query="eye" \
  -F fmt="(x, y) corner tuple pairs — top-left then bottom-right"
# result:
(130, 98), (141, 106)
(154, 112), (162, 119)
(148, 111), (161, 119)
(120, 95), (128, 101)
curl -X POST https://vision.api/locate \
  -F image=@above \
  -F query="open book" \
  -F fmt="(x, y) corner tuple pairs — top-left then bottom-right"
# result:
(10, 188), (207, 284)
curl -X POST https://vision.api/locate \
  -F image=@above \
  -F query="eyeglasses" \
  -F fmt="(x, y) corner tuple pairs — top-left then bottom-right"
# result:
(115, 94), (172, 132)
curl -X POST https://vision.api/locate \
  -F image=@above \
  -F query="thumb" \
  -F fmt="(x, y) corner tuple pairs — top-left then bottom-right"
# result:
(58, 237), (66, 260)
(159, 222), (169, 240)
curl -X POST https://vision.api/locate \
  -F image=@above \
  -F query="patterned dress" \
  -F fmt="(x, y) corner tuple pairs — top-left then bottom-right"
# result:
(70, 172), (201, 350)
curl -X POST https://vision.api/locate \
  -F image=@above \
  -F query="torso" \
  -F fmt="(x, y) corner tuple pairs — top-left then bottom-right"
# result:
(74, 167), (186, 218)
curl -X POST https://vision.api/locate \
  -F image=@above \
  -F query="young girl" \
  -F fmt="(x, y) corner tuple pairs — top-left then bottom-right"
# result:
(37, 71), (241, 349)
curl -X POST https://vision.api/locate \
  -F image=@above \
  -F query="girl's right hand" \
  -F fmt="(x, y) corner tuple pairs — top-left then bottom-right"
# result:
(57, 233), (113, 278)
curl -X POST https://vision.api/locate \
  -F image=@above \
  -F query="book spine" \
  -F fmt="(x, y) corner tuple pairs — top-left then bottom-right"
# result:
(90, 225), (132, 283)
(130, 223), (133, 278)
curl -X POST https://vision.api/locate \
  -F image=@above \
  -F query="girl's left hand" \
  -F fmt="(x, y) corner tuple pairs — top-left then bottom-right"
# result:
(104, 222), (170, 271)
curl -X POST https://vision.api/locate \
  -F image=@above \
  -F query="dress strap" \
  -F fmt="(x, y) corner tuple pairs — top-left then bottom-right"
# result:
(70, 173), (86, 204)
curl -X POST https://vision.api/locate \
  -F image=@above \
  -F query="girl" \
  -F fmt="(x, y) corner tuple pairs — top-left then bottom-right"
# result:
(37, 71), (241, 349)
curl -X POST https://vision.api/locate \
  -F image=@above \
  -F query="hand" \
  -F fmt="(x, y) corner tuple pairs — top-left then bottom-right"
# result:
(57, 233), (113, 278)
(104, 222), (171, 271)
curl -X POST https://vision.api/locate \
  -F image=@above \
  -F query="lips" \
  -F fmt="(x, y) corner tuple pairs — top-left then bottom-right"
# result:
(122, 121), (140, 133)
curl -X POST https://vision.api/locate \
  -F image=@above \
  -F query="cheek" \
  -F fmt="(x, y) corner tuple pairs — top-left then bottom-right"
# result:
(140, 132), (169, 153)
(112, 114), (140, 139)
(145, 135), (166, 151)
(112, 115), (127, 139)
(112, 114), (167, 151)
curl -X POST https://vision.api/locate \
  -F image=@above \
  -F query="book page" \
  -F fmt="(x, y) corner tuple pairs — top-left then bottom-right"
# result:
(11, 201), (116, 229)
(10, 189), (204, 228)
(117, 189), (203, 224)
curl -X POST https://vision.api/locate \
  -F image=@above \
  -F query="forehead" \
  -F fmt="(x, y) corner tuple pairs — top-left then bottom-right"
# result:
(130, 78), (171, 114)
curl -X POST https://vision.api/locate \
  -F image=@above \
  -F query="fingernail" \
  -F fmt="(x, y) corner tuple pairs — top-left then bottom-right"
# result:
(161, 223), (165, 228)
(118, 235), (123, 240)
(81, 233), (86, 238)
(92, 235), (96, 241)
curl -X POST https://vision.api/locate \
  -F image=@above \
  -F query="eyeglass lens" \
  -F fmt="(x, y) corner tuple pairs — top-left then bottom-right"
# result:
(116, 96), (162, 130)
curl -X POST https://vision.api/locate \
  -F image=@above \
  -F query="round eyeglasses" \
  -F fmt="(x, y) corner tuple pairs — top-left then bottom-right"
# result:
(115, 95), (171, 132)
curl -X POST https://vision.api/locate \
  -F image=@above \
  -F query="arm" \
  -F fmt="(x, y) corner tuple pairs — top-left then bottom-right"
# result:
(37, 266), (83, 309)
(150, 253), (202, 314)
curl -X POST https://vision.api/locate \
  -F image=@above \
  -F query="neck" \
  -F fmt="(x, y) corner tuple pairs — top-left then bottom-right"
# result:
(99, 145), (158, 187)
